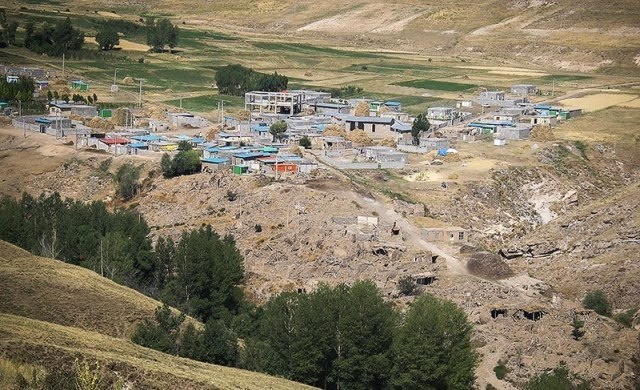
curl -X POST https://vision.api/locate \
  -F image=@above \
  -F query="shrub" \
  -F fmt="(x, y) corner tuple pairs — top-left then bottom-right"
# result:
(299, 135), (312, 149)
(615, 309), (637, 328)
(254, 224), (262, 233)
(526, 365), (590, 390)
(493, 362), (508, 380)
(583, 290), (612, 317)
(397, 275), (418, 296)
(226, 190), (237, 201)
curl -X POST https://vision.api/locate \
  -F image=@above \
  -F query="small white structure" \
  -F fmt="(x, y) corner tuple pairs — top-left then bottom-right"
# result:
(427, 107), (454, 120)
(511, 84), (537, 95)
(494, 138), (507, 146)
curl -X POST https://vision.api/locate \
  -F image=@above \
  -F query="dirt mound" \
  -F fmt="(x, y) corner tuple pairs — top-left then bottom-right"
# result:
(467, 251), (514, 279)
(347, 130), (373, 145)
(530, 125), (556, 141)
(86, 117), (115, 131)
(323, 124), (347, 138)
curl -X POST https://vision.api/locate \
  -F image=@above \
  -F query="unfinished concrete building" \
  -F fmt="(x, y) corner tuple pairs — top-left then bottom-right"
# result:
(245, 90), (330, 115)
(422, 227), (469, 243)
(245, 91), (304, 114)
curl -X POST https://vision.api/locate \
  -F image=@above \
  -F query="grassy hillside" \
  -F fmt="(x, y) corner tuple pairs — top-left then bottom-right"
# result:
(0, 313), (314, 389)
(0, 240), (181, 339)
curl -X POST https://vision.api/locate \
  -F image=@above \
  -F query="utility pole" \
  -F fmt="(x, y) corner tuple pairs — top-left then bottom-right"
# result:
(552, 79), (556, 97)
(217, 99), (230, 125)
(138, 79), (143, 107)
(62, 53), (65, 78)
(113, 68), (118, 85)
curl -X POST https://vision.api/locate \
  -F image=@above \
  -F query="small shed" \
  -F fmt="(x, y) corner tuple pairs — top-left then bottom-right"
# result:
(494, 138), (506, 146)
(71, 80), (89, 91)
(6, 75), (19, 83)
(202, 157), (229, 171)
(99, 109), (112, 118)
(233, 164), (249, 175)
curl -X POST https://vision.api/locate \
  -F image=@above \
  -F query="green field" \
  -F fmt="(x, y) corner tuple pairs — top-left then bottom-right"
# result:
(393, 79), (478, 91)
(165, 94), (243, 112)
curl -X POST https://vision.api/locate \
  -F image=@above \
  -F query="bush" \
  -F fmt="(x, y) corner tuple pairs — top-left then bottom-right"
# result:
(299, 135), (312, 149)
(526, 365), (590, 390)
(254, 224), (262, 233)
(583, 290), (612, 317)
(493, 362), (508, 380)
(161, 150), (201, 178)
(614, 309), (637, 328)
(397, 275), (418, 296)
(114, 162), (142, 200)
(226, 190), (237, 201)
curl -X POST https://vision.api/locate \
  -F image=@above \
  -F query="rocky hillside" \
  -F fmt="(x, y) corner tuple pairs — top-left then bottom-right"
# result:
(13, 0), (638, 72)
(503, 182), (640, 310)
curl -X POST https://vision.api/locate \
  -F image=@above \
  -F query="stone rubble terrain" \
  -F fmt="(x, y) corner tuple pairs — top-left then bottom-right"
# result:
(4, 133), (639, 389)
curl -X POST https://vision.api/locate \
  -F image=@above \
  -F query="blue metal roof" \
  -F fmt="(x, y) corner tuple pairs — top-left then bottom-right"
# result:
(128, 142), (147, 148)
(35, 118), (52, 124)
(202, 157), (228, 164)
(385, 101), (401, 106)
(132, 135), (164, 142)
(191, 137), (206, 144)
(205, 147), (219, 152)
(233, 152), (264, 159)
(251, 124), (271, 133)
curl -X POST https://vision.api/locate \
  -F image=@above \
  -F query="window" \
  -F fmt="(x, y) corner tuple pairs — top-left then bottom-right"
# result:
(372, 124), (376, 132)
(357, 122), (364, 130)
(458, 232), (464, 240)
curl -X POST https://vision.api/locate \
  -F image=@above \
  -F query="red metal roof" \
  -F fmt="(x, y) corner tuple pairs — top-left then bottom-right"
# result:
(101, 137), (130, 145)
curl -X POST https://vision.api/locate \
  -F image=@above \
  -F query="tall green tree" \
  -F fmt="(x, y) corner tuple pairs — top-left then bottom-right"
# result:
(270, 121), (287, 142)
(391, 294), (476, 389)
(95, 27), (119, 50)
(114, 162), (142, 200)
(164, 225), (245, 322)
(411, 113), (430, 146)
(255, 282), (396, 390)
(132, 303), (185, 354)
(145, 17), (179, 52)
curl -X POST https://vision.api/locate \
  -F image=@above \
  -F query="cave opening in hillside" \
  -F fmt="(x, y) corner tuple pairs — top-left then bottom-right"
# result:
(491, 308), (508, 319)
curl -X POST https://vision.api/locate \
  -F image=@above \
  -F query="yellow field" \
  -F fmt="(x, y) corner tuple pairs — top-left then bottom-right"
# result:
(559, 93), (639, 112)
(84, 36), (149, 52)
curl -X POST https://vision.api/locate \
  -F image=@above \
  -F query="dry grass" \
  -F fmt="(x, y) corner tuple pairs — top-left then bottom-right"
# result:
(0, 240), (191, 339)
(555, 106), (640, 144)
(559, 93), (639, 112)
(0, 314), (314, 390)
(0, 358), (47, 389)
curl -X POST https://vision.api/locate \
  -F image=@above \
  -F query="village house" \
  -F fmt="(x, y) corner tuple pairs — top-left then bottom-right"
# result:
(422, 227), (469, 243)
(339, 116), (395, 139)
(495, 123), (533, 140)
(511, 84), (537, 95)
(427, 107), (454, 120)
(48, 101), (97, 118)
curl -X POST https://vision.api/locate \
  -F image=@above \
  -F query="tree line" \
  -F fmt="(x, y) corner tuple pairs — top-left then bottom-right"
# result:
(215, 64), (288, 96)
(0, 9), (179, 55)
(0, 76), (35, 104)
(134, 281), (477, 390)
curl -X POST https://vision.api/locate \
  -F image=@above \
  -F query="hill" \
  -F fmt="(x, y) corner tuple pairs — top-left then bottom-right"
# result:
(5, 0), (639, 73)
(0, 313), (314, 389)
(0, 240), (314, 389)
(0, 240), (169, 339)
(505, 182), (640, 310)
